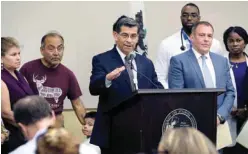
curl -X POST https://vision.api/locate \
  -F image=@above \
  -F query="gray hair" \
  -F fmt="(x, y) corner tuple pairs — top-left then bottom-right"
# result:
(40, 30), (64, 49)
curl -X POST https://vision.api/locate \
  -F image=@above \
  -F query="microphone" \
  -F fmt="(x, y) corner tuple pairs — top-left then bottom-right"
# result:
(126, 51), (136, 63)
(127, 52), (160, 89)
(126, 52), (138, 91)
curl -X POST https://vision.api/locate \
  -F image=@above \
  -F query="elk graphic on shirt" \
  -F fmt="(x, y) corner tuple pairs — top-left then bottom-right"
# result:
(33, 74), (62, 103)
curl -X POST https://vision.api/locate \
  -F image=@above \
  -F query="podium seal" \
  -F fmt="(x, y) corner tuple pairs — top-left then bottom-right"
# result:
(162, 108), (197, 133)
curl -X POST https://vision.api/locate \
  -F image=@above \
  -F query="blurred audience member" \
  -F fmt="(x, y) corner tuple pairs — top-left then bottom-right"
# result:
(158, 127), (217, 154)
(10, 96), (55, 154)
(36, 126), (80, 154)
(1, 118), (9, 144)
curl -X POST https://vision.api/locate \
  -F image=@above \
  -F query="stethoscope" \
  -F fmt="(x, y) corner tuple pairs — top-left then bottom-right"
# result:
(180, 28), (192, 51)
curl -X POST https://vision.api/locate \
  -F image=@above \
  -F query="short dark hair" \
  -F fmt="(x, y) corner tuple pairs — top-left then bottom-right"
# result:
(114, 17), (139, 34)
(14, 96), (52, 126)
(191, 21), (214, 34)
(223, 26), (248, 51)
(40, 31), (64, 49)
(113, 15), (128, 32)
(84, 111), (96, 119)
(181, 3), (200, 15)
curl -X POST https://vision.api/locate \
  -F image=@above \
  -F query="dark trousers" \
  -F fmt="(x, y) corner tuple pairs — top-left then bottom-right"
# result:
(223, 143), (248, 154)
(101, 147), (111, 154)
(1, 133), (26, 154)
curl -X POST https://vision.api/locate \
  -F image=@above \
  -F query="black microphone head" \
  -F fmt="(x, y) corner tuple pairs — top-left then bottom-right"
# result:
(126, 52), (136, 62)
(180, 45), (185, 51)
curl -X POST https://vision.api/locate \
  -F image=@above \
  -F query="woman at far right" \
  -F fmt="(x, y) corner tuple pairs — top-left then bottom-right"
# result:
(223, 26), (248, 154)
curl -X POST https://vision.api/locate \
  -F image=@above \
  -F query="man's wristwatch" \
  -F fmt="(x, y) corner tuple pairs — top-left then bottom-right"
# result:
(217, 114), (225, 124)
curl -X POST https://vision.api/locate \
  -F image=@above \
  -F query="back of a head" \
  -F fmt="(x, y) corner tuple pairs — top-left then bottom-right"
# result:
(158, 127), (217, 154)
(36, 126), (80, 154)
(14, 96), (52, 126)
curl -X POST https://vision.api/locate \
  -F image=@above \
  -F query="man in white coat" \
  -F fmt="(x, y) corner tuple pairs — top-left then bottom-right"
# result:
(155, 3), (224, 89)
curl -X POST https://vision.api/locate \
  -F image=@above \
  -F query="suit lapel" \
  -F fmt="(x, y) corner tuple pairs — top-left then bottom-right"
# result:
(209, 53), (219, 88)
(135, 55), (142, 78)
(110, 48), (132, 89)
(110, 48), (124, 66)
(135, 55), (143, 88)
(187, 50), (205, 87)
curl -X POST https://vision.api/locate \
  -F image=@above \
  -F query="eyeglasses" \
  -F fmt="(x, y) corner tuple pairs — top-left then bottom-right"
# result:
(181, 13), (199, 19)
(119, 33), (138, 40)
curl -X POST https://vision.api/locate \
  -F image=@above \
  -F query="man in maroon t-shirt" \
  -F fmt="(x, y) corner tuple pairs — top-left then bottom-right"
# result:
(20, 31), (86, 127)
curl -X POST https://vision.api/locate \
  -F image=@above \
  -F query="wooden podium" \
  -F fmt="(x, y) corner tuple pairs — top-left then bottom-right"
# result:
(108, 89), (225, 154)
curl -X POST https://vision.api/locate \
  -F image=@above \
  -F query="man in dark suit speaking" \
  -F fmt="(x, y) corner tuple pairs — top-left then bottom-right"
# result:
(89, 16), (163, 153)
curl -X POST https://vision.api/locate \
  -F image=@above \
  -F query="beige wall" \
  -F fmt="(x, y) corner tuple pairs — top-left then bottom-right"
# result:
(63, 110), (85, 142)
(1, 1), (130, 109)
(2, 1), (248, 111)
(145, 1), (248, 61)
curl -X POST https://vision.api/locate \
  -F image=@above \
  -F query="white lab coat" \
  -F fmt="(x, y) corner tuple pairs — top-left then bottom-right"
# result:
(154, 30), (225, 89)
(224, 53), (248, 147)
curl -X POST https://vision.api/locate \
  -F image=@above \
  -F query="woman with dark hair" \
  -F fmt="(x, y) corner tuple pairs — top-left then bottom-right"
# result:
(223, 26), (248, 153)
(1, 37), (34, 153)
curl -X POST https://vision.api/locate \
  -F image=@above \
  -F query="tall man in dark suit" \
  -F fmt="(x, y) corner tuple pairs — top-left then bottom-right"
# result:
(89, 17), (163, 154)
(168, 21), (235, 127)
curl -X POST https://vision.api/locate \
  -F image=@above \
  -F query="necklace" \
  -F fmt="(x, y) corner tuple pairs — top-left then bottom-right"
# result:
(231, 56), (246, 69)
(234, 63), (238, 68)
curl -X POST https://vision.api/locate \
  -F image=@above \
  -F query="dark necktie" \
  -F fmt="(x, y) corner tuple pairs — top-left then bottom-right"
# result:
(124, 56), (136, 92)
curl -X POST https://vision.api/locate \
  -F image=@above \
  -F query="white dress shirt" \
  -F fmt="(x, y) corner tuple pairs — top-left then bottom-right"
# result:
(10, 128), (47, 154)
(154, 30), (224, 89)
(79, 138), (101, 154)
(192, 48), (216, 88)
(105, 46), (138, 90)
